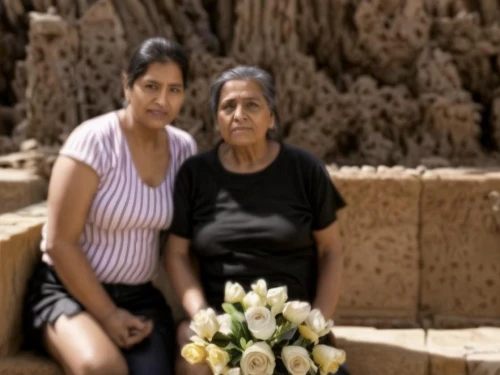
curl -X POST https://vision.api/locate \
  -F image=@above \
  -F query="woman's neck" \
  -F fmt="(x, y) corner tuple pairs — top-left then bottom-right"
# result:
(119, 108), (164, 146)
(219, 140), (278, 173)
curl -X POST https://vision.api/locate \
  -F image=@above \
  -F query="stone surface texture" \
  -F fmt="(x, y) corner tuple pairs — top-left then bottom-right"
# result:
(1, 169), (500, 372)
(332, 168), (422, 327)
(420, 168), (500, 328)
(0, 203), (47, 356)
(0, 169), (47, 214)
(2, 0), (500, 168)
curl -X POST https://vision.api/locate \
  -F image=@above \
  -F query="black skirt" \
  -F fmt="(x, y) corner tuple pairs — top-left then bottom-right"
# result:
(23, 261), (176, 359)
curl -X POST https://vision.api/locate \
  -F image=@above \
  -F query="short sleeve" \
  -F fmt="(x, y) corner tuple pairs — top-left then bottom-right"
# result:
(186, 136), (197, 158)
(59, 123), (109, 179)
(309, 162), (346, 230)
(170, 127), (198, 165)
(170, 161), (194, 239)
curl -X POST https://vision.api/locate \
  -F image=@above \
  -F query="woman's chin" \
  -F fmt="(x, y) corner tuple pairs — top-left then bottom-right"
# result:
(226, 134), (260, 147)
(141, 117), (172, 130)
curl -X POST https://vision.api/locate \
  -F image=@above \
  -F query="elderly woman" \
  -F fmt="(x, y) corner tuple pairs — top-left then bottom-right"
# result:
(24, 37), (196, 375)
(166, 65), (348, 374)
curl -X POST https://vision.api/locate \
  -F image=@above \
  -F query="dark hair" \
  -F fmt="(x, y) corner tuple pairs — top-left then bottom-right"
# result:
(126, 37), (189, 88)
(210, 66), (280, 139)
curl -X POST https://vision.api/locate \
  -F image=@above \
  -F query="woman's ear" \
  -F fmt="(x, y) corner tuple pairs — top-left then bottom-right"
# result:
(269, 114), (276, 130)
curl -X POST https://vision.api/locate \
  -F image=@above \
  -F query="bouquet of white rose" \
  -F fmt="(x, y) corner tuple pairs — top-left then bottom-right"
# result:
(181, 279), (346, 375)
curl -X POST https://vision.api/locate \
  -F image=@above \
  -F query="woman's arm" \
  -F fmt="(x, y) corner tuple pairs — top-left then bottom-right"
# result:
(165, 234), (207, 319)
(45, 156), (149, 347)
(312, 221), (344, 320)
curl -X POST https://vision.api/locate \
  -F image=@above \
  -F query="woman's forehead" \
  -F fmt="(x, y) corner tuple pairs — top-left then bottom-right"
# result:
(220, 79), (264, 99)
(140, 62), (183, 83)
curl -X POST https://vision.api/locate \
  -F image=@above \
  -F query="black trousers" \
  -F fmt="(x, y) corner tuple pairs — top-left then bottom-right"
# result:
(123, 330), (173, 375)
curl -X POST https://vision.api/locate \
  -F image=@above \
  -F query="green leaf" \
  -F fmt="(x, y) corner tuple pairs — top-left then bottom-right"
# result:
(233, 302), (244, 313)
(293, 336), (313, 348)
(275, 314), (286, 327)
(222, 303), (245, 322)
(211, 331), (231, 347)
(240, 337), (247, 349)
(223, 342), (244, 353)
(230, 353), (242, 367)
(270, 325), (297, 347)
(230, 318), (252, 344)
(242, 321), (252, 339)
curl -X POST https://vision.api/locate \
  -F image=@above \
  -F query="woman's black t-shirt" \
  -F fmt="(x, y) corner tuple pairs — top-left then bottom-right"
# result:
(170, 142), (346, 306)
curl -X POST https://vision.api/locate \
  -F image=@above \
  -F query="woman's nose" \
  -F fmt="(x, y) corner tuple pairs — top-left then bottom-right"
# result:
(234, 104), (245, 120)
(155, 90), (169, 108)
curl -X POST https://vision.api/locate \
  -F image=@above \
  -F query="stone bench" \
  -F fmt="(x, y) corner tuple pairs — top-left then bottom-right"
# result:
(2, 327), (500, 375)
(1, 167), (500, 374)
(0, 169), (47, 215)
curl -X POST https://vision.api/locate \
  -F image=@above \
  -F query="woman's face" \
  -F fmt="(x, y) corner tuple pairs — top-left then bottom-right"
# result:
(216, 79), (274, 146)
(124, 61), (185, 130)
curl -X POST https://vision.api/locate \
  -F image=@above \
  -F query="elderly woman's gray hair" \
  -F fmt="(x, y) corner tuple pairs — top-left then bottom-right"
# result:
(209, 66), (279, 135)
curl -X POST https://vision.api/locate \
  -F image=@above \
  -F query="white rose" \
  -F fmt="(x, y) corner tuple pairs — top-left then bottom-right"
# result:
(281, 346), (311, 375)
(190, 308), (220, 340)
(217, 314), (233, 335)
(266, 287), (288, 316)
(241, 342), (275, 375)
(312, 345), (346, 375)
(251, 279), (267, 298)
(305, 309), (333, 337)
(206, 344), (230, 375)
(243, 291), (266, 309)
(319, 319), (334, 337)
(282, 301), (311, 325)
(181, 343), (207, 365)
(245, 306), (276, 340)
(224, 368), (241, 375)
(225, 281), (246, 303)
(298, 324), (319, 344)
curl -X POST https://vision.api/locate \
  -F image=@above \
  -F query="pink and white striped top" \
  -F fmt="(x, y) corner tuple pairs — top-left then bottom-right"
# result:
(41, 111), (197, 284)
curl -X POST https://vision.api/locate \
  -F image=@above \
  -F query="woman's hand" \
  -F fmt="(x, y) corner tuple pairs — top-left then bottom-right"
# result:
(165, 234), (208, 318)
(99, 308), (154, 349)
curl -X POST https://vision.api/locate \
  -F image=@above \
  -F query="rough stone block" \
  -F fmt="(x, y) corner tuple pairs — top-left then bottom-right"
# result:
(0, 169), (47, 214)
(426, 328), (500, 375)
(467, 353), (500, 375)
(0, 203), (47, 357)
(333, 326), (428, 375)
(331, 168), (422, 326)
(420, 168), (500, 327)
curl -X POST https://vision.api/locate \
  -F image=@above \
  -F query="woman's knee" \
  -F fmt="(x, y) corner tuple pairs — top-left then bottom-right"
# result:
(43, 313), (128, 375)
(175, 355), (211, 375)
(73, 352), (128, 375)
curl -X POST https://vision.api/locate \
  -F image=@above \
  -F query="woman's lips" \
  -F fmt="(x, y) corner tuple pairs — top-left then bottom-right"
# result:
(231, 127), (252, 132)
(148, 109), (168, 118)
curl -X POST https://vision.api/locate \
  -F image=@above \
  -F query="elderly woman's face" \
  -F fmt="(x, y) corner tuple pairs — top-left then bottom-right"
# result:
(217, 79), (274, 146)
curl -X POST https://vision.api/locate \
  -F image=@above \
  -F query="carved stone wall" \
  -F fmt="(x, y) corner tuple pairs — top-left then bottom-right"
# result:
(1, 0), (500, 171)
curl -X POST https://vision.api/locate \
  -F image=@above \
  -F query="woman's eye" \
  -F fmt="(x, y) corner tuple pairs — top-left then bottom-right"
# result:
(170, 87), (181, 93)
(146, 84), (157, 90)
(247, 102), (258, 108)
